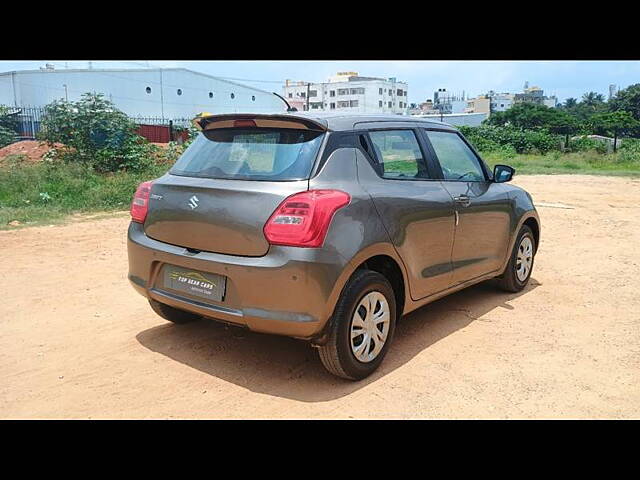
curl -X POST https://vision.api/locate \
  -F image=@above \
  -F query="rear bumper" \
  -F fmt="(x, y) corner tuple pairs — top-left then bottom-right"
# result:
(127, 222), (347, 339)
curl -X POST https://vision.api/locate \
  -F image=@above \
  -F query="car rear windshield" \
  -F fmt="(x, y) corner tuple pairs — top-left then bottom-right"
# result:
(170, 128), (325, 181)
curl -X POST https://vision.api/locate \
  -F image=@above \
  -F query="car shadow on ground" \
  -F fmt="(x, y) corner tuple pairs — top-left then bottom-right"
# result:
(136, 278), (540, 402)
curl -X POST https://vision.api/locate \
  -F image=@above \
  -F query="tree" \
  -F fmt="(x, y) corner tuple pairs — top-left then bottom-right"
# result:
(590, 111), (639, 152)
(487, 103), (558, 130)
(609, 83), (640, 122)
(547, 110), (580, 149)
(582, 91), (606, 106)
(563, 98), (578, 109)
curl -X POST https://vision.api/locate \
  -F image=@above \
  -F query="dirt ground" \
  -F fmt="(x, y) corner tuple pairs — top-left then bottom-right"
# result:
(0, 140), (65, 163)
(1, 174), (639, 419)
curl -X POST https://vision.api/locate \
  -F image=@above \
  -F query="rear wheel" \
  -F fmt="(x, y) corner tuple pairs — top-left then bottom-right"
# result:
(318, 270), (396, 380)
(497, 225), (536, 293)
(148, 299), (201, 324)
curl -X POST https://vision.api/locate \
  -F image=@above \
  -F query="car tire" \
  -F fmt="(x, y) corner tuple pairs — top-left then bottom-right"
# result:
(318, 269), (396, 381)
(497, 225), (536, 293)
(148, 299), (201, 324)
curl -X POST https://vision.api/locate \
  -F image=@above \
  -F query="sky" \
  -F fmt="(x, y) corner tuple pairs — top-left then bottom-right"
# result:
(1, 60), (638, 104)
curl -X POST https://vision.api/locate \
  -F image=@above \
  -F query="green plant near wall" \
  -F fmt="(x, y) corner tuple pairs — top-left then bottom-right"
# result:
(37, 92), (156, 172)
(0, 126), (15, 148)
(459, 125), (560, 154)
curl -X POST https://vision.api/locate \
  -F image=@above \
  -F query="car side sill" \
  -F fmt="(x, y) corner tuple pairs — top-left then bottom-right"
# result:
(404, 269), (502, 316)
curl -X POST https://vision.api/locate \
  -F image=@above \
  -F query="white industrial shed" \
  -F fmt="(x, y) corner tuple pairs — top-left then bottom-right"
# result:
(411, 112), (489, 127)
(0, 67), (287, 118)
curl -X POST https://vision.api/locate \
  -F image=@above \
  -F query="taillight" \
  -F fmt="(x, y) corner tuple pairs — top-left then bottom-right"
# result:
(130, 181), (154, 223)
(264, 190), (350, 248)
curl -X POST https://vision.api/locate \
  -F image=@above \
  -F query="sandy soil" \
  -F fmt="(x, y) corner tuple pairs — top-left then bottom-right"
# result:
(1, 174), (639, 419)
(0, 140), (65, 163)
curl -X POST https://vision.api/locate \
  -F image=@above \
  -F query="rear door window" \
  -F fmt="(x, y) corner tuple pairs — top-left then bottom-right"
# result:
(171, 128), (324, 181)
(368, 129), (429, 179)
(424, 130), (486, 182)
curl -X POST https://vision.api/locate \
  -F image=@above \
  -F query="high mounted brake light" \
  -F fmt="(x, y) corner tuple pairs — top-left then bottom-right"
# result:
(233, 119), (257, 128)
(130, 181), (154, 223)
(264, 190), (351, 248)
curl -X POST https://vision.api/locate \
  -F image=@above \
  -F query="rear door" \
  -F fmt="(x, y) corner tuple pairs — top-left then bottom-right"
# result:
(355, 124), (457, 300)
(143, 115), (326, 256)
(420, 128), (512, 284)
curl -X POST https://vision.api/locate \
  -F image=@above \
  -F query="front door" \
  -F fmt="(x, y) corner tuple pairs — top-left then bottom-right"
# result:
(421, 129), (512, 284)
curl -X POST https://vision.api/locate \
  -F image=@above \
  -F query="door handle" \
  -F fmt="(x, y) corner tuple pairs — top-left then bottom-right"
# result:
(454, 195), (471, 207)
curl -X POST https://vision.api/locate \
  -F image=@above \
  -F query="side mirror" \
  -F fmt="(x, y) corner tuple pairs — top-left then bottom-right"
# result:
(493, 164), (515, 183)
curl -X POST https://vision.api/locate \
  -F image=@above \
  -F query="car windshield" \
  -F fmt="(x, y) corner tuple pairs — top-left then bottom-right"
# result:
(170, 128), (325, 181)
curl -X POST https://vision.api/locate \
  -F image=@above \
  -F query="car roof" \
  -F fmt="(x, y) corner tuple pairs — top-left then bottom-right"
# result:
(276, 111), (459, 132)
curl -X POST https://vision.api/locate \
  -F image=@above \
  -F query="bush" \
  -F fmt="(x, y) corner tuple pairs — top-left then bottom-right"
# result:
(0, 105), (20, 134)
(567, 136), (608, 154)
(617, 138), (640, 163)
(37, 92), (156, 172)
(459, 125), (560, 154)
(0, 125), (15, 148)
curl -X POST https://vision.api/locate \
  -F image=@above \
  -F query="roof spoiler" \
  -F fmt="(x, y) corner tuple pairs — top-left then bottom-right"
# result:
(192, 113), (328, 132)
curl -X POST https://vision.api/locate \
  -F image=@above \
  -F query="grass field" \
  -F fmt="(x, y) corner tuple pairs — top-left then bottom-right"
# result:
(1, 149), (639, 229)
(482, 150), (640, 176)
(0, 160), (168, 228)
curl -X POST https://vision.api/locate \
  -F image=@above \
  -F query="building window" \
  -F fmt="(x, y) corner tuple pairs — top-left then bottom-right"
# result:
(337, 89), (349, 95)
(288, 92), (293, 98)
(397, 89), (403, 96)
(337, 101), (350, 108)
(388, 101), (392, 108)
(379, 100), (383, 107)
(309, 90), (317, 97)
(330, 102), (335, 109)
(177, 89), (182, 96)
(252, 95), (256, 101)
(231, 93), (235, 99)
(379, 88), (383, 95)
(350, 88), (365, 95)
(145, 87), (152, 94)
(330, 90), (335, 97)
(350, 100), (359, 107)
(209, 92), (213, 98)
(300, 92), (306, 98)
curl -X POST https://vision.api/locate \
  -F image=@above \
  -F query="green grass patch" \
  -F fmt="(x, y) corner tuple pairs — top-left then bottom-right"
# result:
(481, 150), (640, 176)
(0, 160), (168, 228)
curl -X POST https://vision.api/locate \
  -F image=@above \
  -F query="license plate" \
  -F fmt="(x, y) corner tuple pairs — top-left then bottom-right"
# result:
(162, 265), (226, 302)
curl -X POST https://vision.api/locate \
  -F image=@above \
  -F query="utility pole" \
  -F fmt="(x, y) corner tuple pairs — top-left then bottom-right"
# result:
(159, 69), (165, 121)
(306, 82), (310, 111)
(63, 84), (68, 102)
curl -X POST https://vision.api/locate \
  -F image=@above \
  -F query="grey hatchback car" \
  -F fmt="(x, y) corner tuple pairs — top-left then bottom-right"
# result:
(128, 112), (539, 380)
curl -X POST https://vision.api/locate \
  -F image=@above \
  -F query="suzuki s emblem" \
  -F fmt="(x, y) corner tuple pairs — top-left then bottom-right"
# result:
(188, 195), (199, 210)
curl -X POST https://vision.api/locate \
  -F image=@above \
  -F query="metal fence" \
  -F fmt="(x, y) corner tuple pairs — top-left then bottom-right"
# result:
(1, 106), (44, 140)
(1, 105), (194, 143)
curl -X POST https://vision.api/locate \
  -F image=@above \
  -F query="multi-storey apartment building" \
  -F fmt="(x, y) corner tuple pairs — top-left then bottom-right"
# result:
(282, 72), (408, 114)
